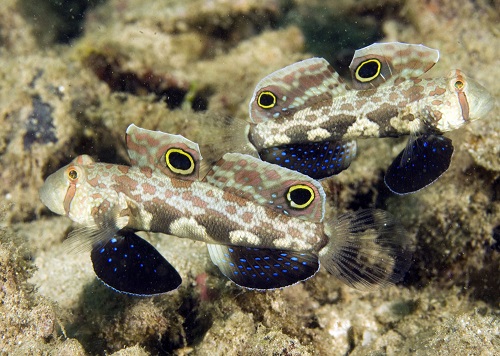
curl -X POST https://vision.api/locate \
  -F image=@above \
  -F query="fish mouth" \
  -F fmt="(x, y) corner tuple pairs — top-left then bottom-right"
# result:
(466, 79), (496, 122)
(39, 171), (68, 216)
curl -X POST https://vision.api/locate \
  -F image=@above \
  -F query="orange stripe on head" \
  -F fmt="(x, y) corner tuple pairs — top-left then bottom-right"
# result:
(457, 91), (469, 121)
(452, 70), (470, 122)
(63, 183), (76, 216)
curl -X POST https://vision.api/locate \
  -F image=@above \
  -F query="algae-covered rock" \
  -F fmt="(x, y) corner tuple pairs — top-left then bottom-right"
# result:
(0, 207), (85, 353)
(412, 309), (500, 355)
(0, 0), (38, 55)
(0, 0), (498, 354)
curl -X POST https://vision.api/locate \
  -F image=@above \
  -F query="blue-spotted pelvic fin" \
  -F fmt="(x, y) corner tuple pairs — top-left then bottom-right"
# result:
(203, 152), (325, 222)
(126, 124), (202, 181)
(258, 140), (357, 180)
(249, 57), (351, 124)
(385, 134), (454, 194)
(349, 42), (439, 90)
(207, 244), (320, 290)
(91, 230), (182, 296)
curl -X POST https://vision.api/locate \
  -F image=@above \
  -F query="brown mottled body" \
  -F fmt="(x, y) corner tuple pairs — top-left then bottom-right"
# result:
(250, 70), (491, 149)
(248, 43), (494, 194)
(39, 125), (413, 293)
(47, 160), (325, 252)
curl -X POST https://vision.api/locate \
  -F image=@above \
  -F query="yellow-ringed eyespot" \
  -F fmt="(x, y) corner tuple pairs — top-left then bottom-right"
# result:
(286, 184), (315, 209)
(454, 80), (465, 91)
(165, 148), (195, 175)
(257, 91), (277, 109)
(355, 59), (382, 83)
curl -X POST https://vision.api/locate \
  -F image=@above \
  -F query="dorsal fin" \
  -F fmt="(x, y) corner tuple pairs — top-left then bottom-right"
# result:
(125, 124), (202, 181)
(203, 153), (325, 222)
(349, 42), (439, 90)
(249, 58), (350, 124)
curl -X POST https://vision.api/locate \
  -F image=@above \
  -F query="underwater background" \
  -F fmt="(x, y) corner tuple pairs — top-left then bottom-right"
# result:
(0, 0), (498, 354)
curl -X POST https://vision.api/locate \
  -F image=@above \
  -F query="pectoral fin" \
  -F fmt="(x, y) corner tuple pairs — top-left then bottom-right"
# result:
(384, 134), (454, 194)
(91, 230), (182, 296)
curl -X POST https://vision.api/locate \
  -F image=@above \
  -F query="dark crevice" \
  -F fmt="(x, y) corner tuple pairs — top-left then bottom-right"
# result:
(491, 176), (500, 201)
(374, 171), (397, 209)
(160, 87), (188, 111)
(190, 87), (214, 112)
(491, 225), (500, 252)
(280, 3), (404, 77)
(467, 255), (500, 306)
(186, 10), (281, 58)
(161, 294), (213, 351)
(47, 0), (105, 43)
(191, 94), (209, 112)
(23, 96), (58, 150)
(347, 185), (377, 211)
(345, 171), (386, 211)
(87, 54), (211, 111)
(19, 0), (106, 45)
(77, 131), (123, 165)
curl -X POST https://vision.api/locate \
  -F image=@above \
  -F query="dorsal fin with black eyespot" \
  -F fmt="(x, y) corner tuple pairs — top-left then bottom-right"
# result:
(125, 124), (202, 181)
(349, 42), (439, 90)
(249, 58), (350, 124)
(203, 152), (325, 222)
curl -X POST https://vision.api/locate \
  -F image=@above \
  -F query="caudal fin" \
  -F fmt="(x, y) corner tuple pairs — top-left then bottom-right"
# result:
(319, 209), (414, 290)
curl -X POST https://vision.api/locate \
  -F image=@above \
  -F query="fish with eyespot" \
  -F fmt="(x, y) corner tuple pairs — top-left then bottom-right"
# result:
(39, 124), (413, 296)
(246, 42), (495, 194)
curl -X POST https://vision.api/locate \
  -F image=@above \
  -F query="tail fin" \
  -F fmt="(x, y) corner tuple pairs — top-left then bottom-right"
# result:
(319, 209), (414, 290)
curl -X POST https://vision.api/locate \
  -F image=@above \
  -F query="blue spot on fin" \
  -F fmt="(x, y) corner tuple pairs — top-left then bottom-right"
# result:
(91, 230), (181, 296)
(258, 140), (357, 180)
(207, 244), (319, 290)
(385, 134), (454, 194)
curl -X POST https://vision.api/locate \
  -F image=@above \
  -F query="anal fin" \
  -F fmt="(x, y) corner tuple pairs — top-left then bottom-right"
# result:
(91, 230), (182, 296)
(385, 134), (454, 194)
(207, 244), (319, 290)
(258, 140), (357, 180)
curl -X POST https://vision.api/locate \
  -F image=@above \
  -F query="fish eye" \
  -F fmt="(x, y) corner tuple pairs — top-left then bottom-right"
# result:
(67, 169), (78, 181)
(286, 184), (315, 209)
(355, 59), (382, 83)
(165, 148), (195, 175)
(257, 91), (277, 109)
(454, 80), (465, 91)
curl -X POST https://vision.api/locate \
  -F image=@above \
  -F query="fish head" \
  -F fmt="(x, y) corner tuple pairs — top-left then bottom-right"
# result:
(436, 70), (495, 132)
(39, 155), (96, 220)
(452, 70), (495, 122)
